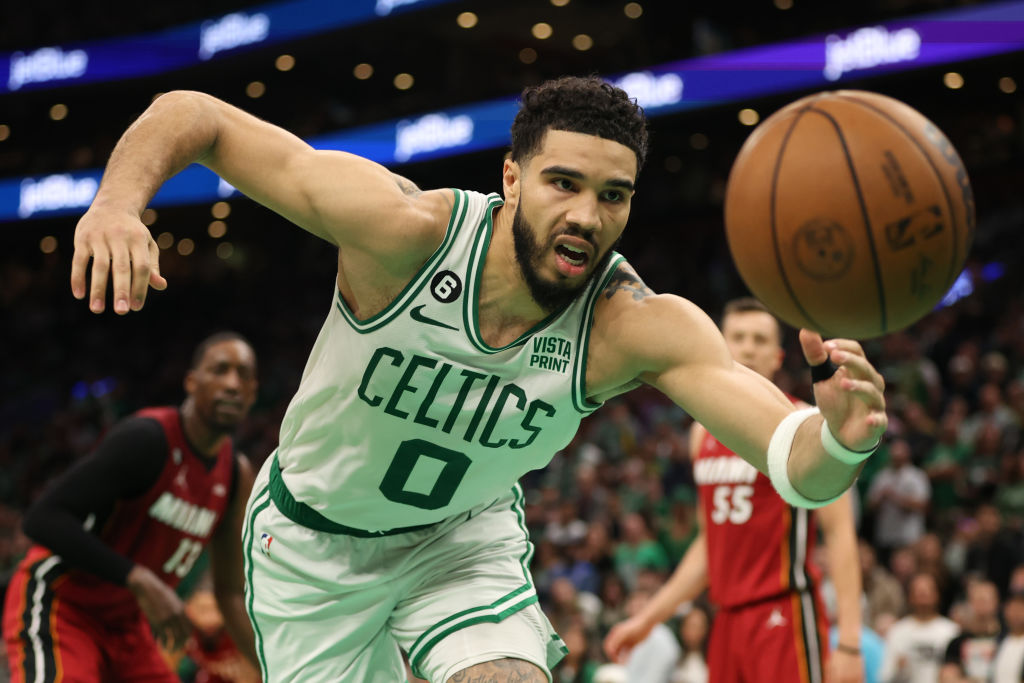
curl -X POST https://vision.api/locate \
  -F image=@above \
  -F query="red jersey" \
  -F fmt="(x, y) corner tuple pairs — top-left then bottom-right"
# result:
(694, 407), (822, 609)
(18, 406), (236, 624)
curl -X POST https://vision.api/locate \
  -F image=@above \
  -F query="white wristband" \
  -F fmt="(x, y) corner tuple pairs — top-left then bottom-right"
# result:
(820, 421), (878, 464)
(767, 407), (845, 510)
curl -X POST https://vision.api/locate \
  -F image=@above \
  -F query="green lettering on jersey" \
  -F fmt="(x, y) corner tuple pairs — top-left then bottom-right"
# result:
(510, 399), (556, 449)
(442, 369), (487, 434)
(462, 375), (499, 443)
(413, 362), (452, 429)
(358, 347), (404, 407)
(479, 383), (527, 448)
(384, 354), (437, 420)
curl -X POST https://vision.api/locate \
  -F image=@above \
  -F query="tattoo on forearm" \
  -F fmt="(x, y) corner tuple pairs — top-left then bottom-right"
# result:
(603, 264), (653, 301)
(393, 173), (422, 196)
(447, 657), (546, 682)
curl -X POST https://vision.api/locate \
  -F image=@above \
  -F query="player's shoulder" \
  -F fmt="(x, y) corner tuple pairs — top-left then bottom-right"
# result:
(591, 260), (722, 357)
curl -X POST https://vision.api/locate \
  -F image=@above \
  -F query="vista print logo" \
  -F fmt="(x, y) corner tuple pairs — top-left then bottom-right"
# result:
(8, 47), (89, 91)
(199, 12), (271, 60)
(395, 113), (474, 162)
(612, 71), (684, 109)
(19, 174), (99, 218)
(823, 26), (921, 81)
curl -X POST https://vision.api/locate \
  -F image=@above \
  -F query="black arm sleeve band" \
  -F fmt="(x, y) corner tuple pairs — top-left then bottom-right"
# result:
(22, 416), (168, 585)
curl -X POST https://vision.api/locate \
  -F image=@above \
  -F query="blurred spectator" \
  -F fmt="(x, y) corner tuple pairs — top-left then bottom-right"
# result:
(923, 414), (971, 522)
(992, 589), (1024, 683)
(860, 538), (907, 631)
(552, 623), (599, 683)
(613, 511), (670, 592)
(867, 438), (931, 563)
(940, 579), (1002, 682)
(914, 533), (956, 614)
(621, 589), (681, 683)
(656, 487), (698, 566)
(671, 605), (710, 683)
(994, 451), (1024, 525)
(963, 504), (1022, 597)
(879, 572), (960, 683)
(960, 383), (1019, 452)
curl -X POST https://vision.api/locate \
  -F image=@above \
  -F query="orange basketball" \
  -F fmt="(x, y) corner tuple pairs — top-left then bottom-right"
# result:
(723, 90), (975, 339)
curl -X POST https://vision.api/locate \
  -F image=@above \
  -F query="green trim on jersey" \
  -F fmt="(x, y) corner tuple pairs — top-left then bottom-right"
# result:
(571, 253), (626, 414)
(333, 189), (467, 334)
(463, 201), (559, 354)
(243, 485), (272, 680)
(408, 583), (538, 677)
(268, 453), (439, 537)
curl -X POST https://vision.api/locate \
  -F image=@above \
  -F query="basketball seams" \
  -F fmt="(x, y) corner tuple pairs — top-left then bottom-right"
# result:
(769, 104), (830, 335)
(806, 106), (889, 335)
(831, 92), (963, 293)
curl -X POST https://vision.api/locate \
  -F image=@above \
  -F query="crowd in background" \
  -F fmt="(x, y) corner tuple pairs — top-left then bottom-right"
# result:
(1, 39), (1023, 683)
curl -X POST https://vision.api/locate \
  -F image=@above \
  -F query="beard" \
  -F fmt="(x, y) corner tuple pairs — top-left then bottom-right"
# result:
(511, 203), (618, 314)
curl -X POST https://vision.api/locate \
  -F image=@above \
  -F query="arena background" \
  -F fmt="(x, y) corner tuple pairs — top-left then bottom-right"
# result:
(1, 1), (1023, 681)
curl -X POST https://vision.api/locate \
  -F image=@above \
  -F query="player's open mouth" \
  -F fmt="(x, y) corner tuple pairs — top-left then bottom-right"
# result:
(554, 241), (591, 277)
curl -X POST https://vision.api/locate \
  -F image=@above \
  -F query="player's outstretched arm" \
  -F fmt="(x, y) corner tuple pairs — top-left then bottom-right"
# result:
(209, 455), (258, 667)
(590, 270), (885, 507)
(72, 90), (452, 314)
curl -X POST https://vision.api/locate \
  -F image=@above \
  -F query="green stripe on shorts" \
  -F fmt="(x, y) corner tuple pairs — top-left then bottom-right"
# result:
(243, 484), (272, 680)
(408, 583), (538, 676)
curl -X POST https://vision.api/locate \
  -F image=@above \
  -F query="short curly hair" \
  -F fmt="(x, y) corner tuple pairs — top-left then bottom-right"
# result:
(509, 75), (648, 176)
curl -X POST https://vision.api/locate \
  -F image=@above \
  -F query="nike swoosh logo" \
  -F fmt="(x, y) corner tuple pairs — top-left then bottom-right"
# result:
(410, 304), (459, 331)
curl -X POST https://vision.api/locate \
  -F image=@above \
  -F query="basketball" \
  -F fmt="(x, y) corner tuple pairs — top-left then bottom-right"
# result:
(723, 90), (976, 339)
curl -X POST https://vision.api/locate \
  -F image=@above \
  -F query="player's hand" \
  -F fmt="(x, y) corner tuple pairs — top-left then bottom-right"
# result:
(602, 615), (654, 663)
(800, 330), (886, 453)
(827, 649), (864, 683)
(71, 206), (167, 314)
(126, 565), (191, 651)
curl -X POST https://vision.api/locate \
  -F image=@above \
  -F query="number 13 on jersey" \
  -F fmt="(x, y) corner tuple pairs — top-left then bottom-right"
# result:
(710, 484), (754, 525)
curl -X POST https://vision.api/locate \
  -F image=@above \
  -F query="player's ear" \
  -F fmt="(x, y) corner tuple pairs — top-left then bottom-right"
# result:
(184, 369), (198, 396)
(502, 157), (521, 202)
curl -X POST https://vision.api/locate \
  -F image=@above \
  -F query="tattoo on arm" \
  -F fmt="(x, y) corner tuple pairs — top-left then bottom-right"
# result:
(393, 173), (422, 196)
(603, 263), (653, 301)
(447, 657), (547, 682)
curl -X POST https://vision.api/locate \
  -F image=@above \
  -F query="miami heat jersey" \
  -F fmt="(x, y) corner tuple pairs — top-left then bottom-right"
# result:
(694, 410), (822, 609)
(20, 406), (236, 622)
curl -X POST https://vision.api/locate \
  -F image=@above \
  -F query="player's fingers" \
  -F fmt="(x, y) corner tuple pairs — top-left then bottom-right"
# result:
(823, 338), (867, 357)
(799, 329), (828, 366)
(127, 235), (152, 311)
(837, 376), (886, 410)
(70, 241), (92, 300)
(148, 239), (167, 291)
(109, 241), (133, 315)
(830, 349), (884, 391)
(88, 243), (111, 313)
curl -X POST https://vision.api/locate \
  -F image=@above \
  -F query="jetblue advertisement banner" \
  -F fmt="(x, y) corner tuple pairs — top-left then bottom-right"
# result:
(2, 0), (454, 94)
(3, 0), (1024, 222)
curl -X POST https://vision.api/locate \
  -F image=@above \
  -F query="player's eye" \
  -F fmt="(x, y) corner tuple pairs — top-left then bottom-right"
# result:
(553, 177), (575, 191)
(601, 189), (625, 203)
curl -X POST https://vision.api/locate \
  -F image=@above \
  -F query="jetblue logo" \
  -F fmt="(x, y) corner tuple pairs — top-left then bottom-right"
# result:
(612, 71), (684, 109)
(824, 26), (921, 81)
(199, 12), (270, 60)
(19, 174), (98, 218)
(395, 114), (473, 162)
(8, 47), (88, 91)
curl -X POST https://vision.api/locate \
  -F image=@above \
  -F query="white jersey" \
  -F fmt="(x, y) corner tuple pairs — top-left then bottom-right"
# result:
(276, 189), (623, 531)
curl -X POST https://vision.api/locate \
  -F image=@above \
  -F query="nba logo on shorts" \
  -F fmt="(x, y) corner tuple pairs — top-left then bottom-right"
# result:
(260, 532), (274, 556)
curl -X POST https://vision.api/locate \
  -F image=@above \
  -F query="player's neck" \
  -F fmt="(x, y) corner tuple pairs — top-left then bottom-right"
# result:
(180, 401), (229, 456)
(477, 207), (551, 345)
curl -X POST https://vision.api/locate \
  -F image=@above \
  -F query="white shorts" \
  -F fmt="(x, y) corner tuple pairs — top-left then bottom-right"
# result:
(242, 454), (566, 682)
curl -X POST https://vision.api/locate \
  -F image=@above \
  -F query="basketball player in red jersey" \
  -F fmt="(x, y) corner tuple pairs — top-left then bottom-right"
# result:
(605, 298), (865, 683)
(2, 331), (259, 682)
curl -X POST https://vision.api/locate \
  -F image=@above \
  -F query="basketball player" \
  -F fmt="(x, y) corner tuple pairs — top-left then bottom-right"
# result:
(2, 332), (259, 682)
(69, 76), (886, 682)
(604, 298), (865, 683)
